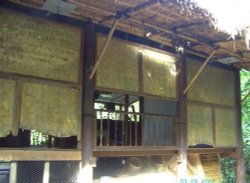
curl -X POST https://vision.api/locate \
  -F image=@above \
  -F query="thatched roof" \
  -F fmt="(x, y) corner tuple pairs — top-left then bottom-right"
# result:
(8, 0), (250, 70)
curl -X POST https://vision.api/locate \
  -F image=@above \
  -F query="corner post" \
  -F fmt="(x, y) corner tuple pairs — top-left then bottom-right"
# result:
(235, 70), (246, 183)
(176, 46), (188, 181)
(81, 22), (96, 183)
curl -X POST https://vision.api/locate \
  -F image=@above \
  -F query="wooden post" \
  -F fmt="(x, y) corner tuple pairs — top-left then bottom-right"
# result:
(9, 162), (17, 183)
(12, 80), (23, 136)
(176, 49), (188, 181)
(80, 22), (96, 183)
(43, 162), (50, 183)
(235, 70), (246, 183)
(124, 95), (129, 146)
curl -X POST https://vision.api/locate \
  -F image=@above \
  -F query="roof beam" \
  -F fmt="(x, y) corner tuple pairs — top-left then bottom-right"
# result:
(101, 0), (160, 23)
(173, 21), (210, 32)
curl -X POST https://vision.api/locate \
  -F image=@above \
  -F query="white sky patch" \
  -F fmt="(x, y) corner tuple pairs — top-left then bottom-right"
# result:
(192, 0), (250, 48)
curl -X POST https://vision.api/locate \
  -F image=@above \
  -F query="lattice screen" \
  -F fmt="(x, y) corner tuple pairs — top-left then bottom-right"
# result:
(7, 161), (80, 183)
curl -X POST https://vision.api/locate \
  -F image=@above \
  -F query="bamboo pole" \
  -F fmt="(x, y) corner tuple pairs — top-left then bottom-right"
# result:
(183, 50), (217, 94)
(241, 89), (250, 103)
(89, 18), (119, 79)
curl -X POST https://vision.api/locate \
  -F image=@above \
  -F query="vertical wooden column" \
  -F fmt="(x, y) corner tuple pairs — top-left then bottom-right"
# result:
(124, 95), (129, 146)
(12, 80), (23, 136)
(43, 162), (50, 183)
(235, 70), (246, 183)
(176, 50), (188, 181)
(81, 22), (96, 183)
(9, 162), (17, 183)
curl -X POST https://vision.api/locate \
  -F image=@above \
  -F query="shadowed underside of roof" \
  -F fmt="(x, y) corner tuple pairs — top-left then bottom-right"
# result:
(7, 0), (250, 70)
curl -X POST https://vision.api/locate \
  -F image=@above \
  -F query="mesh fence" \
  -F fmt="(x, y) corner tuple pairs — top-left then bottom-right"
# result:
(49, 161), (80, 183)
(12, 161), (80, 183)
(17, 161), (44, 183)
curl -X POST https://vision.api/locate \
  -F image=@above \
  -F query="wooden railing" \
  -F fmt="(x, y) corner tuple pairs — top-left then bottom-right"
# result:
(94, 110), (177, 148)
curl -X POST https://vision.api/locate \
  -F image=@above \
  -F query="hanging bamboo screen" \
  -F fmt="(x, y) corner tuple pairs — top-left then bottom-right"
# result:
(187, 104), (213, 146)
(96, 35), (139, 92)
(20, 83), (81, 137)
(0, 79), (15, 137)
(0, 9), (81, 83)
(215, 108), (237, 147)
(0, 10), (82, 137)
(186, 60), (235, 106)
(142, 49), (176, 98)
(186, 59), (237, 147)
(96, 35), (177, 98)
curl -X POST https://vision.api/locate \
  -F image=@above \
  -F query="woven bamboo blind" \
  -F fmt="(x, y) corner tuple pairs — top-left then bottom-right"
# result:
(20, 83), (80, 137)
(0, 79), (15, 137)
(0, 9), (81, 82)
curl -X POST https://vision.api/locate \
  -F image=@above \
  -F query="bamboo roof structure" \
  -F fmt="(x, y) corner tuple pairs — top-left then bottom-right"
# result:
(7, 0), (250, 70)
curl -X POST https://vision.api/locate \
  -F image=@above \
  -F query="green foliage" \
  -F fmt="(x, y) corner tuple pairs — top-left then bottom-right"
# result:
(220, 158), (236, 183)
(241, 70), (250, 182)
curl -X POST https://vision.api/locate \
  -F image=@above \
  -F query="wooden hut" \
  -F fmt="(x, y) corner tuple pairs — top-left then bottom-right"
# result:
(0, 0), (248, 182)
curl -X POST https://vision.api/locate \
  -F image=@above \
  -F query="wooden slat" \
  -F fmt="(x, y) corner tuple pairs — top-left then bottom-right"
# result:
(0, 150), (81, 161)
(9, 162), (17, 183)
(0, 147), (237, 160)
(12, 80), (23, 136)
(43, 162), (50, 183)
(0, 71), (81, 89)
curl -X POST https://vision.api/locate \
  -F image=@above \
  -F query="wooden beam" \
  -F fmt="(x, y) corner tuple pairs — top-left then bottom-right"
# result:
(81, 22), (96, 183)
(9, 162), (17, 183)
(220, 152), (240, 159)
(183, 50), (216, 94)
(187, 147), (237, 154)
(176, 49), (188, 181)
(43, 162), (50, 183)
(234, 61), (250, 71)
(12, 80), (23, 136)
(235, 70), (246, 183)
(89, 18), (119, 79)
(0, 71), (80, 89)
(0, 149), (81, 161)
(100, 0), (160, 23)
